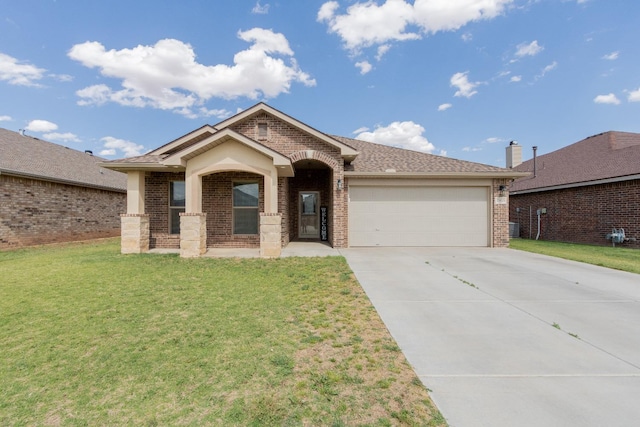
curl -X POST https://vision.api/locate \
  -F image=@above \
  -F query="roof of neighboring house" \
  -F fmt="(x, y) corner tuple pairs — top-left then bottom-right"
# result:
(510, 131), (640, 194)
(0, 128), (127, 192)
(333, 135), (512, 175)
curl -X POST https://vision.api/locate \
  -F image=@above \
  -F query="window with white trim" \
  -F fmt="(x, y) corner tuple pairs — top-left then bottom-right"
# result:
(233, 182), (259, 234)
(169, 181), (185, 234)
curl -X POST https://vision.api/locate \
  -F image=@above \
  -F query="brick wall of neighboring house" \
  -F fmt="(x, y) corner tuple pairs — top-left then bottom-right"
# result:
(0, 174), (125, 249)
(509, 179), (640, 248)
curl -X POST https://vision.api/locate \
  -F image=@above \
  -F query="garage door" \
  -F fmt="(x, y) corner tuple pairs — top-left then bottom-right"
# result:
(349, 186), (489, 247)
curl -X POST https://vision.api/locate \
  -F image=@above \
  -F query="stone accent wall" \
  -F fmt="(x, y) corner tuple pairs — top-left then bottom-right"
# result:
(509, 179), (640, 248)
(492, 178), (510, 248)
(180, 213), (207, 257)
(146, 171), (185, 249)
(121, 214), (149, 254)
(260, 213), (282, 257)
(0, 174), (125, 249)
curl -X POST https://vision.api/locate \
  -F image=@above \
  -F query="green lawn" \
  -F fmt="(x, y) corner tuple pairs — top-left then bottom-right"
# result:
(0, 239), (444, 426)
(509, 239), (640, 274)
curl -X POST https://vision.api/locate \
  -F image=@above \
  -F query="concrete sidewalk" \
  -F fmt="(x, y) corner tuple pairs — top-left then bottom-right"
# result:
(340, 247), (640, 427)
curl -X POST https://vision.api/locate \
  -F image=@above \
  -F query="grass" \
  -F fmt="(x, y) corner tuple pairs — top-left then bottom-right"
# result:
(509, 239), (640, 274)
(0, 239), (445, 426)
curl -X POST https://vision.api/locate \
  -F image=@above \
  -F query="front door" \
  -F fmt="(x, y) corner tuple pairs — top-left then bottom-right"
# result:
(299, 192), (319, 239)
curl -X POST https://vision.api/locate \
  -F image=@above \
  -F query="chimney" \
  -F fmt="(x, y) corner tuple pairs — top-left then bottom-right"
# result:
(506, 140), (522, 168)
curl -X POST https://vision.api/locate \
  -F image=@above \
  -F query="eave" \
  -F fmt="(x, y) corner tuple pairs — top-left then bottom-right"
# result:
(345, 171), (531, 179)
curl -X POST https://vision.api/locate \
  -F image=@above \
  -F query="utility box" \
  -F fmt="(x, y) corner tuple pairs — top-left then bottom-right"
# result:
(509, 222), (520, 238)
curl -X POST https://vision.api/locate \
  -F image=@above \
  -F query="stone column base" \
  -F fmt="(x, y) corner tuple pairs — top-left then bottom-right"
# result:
(121, 214), (150, 254)
(180, 213), (207, 258)
(260, 213), (282, 258)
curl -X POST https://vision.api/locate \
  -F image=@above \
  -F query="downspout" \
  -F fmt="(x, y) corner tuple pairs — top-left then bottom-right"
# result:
(536, 209), (541, 240)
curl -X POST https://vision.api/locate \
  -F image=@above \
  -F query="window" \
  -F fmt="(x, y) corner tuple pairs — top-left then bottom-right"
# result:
(169, 181), (185, 234)
(233, 182), (259, 234)
(257, 122), (267, 140)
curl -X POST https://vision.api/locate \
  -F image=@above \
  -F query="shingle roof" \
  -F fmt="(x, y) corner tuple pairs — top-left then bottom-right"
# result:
(510, 131), (640, 193)
(332, 135), (512, 174)
(0, 128), (126, 192)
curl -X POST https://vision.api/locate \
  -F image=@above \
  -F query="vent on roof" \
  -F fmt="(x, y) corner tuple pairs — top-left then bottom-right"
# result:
(85, 150), (93, 156)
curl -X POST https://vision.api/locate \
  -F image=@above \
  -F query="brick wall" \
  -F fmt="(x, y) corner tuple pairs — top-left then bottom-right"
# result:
(493, 178), (510, 248)
(509, 179), (640, 248)
(146, 171), (184, 249)
(0, 174), (125, 249)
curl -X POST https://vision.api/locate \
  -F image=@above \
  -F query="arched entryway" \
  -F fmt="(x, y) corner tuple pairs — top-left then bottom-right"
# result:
(289, 158), (334, 245)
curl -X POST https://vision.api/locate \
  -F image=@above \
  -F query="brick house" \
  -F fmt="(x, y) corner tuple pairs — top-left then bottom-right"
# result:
(0, 128), (127, 249)
(507, 132), (640, 248)
(103, 103), (525, 257)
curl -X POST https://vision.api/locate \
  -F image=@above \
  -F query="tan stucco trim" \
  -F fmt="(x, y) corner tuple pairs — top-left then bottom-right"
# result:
(162, 128), (294, 177)
(214, 103), (359, 162)
(126, 171), (145, 214)
(99, 162), (180, 173)
(184, 139), (280, 214)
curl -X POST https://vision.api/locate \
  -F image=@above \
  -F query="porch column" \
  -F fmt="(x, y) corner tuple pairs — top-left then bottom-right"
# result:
(121, 214), (149, 254)
(179, 213), (207, 258)
(260, 213), (282, 258)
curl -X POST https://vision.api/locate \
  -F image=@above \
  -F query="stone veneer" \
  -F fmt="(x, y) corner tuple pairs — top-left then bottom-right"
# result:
(180, 213), (207, 257)
(120, 214), (149, 254)
(260, 213), (282, 258)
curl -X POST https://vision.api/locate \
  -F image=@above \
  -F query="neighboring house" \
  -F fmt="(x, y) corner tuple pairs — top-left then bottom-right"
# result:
(507, 132), (640, 248)
(0, 128), (127, 249)
(103, 103), (525, 257)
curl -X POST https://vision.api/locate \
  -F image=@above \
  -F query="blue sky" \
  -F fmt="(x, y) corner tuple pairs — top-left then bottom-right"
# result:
(1, 0), (639, 166)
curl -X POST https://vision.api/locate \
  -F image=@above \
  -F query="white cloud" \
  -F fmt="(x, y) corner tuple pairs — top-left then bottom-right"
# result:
(628, 88), (640, 102)
(376, 44), (391, 61)
(100, 136), (145, 158)
(352, 126), (369, 134)
(594, 93), (620, 105)
(0, 52), (46, 86)
(461, 32), (473, 42)
(43, 132), (81, 143)
(515, 40), (543, 58)
(318, 0), (512, 52)
(484, 137), (504, 144)
(355, 61), (373, 74)
(510, 75), (522, 82)
(0, 115), (13, 121)
(450, 71), (479, 98)
(252, 0), (270, 14)
(25, 119), (58, 133)
(69, 29), (315, 117)
(355, 121), (435, 153)
(463, 146), (482, 152)
(534, 61), (558, 80)
(602, 51), (619, 60)
(438, 103), (452, 111)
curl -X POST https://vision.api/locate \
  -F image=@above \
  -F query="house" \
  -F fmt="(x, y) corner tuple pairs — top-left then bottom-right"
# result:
(0, 128), (127, 249)
(507, 132), (640, 248)
(103, 103), (526, 257)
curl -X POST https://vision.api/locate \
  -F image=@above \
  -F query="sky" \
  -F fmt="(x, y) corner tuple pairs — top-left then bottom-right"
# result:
(1, 0), (639, 167)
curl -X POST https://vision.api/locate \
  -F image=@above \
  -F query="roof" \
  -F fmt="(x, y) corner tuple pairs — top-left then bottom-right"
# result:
(0, 128), (127, 192)
(102, 103), (525, 179)
(510, 131), (640, 194)
(333, 135), (522, 177)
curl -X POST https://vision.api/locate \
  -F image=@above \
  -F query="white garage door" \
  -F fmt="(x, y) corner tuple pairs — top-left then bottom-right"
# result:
(349, 186), (489, 247)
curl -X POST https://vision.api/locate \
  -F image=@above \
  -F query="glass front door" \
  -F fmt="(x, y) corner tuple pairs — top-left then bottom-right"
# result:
(299, 192), (319, 239)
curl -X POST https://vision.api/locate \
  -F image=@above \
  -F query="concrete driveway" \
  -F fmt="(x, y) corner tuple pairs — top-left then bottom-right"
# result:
(340, 247), (640, 427)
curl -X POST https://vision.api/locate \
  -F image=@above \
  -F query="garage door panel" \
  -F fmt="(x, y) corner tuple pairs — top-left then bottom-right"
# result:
(349, 186), (489, 247)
